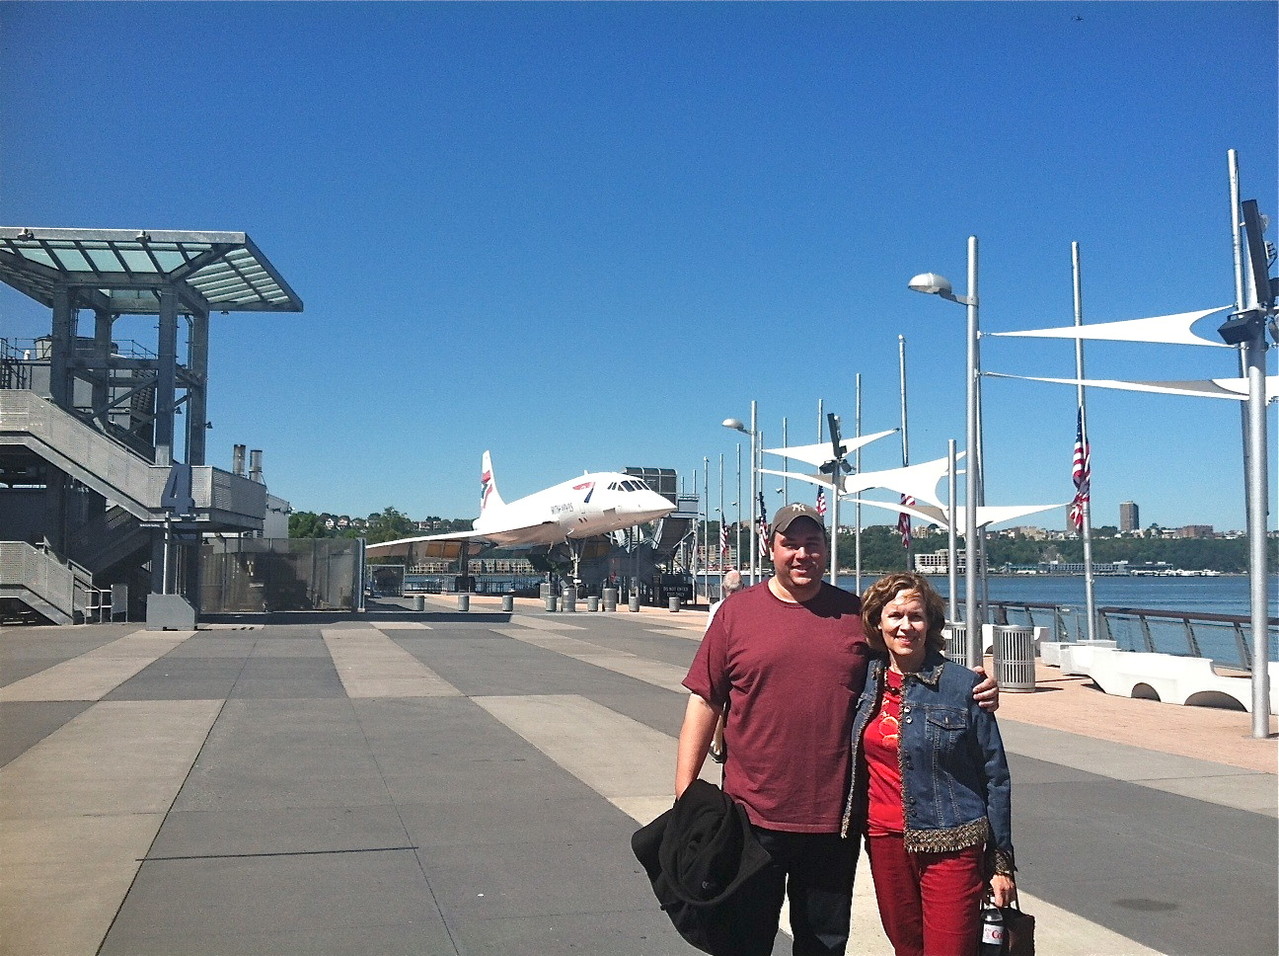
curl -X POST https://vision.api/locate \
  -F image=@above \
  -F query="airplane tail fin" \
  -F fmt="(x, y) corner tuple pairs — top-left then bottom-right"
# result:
(480, 450), (505, 514)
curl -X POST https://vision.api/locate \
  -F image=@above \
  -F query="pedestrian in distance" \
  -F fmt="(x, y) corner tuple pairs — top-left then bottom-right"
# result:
(675, 504), (1000, 956)
(854, 572), (1016, 956)
(705, 568), (744, 631)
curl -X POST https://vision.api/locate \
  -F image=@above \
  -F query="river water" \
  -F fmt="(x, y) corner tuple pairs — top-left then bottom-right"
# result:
(836, 573), (1276, 617)
(835, 572), (1278, 663)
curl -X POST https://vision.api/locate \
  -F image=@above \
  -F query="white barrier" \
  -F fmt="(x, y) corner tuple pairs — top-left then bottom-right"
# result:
(1062, 645), (1278, 715)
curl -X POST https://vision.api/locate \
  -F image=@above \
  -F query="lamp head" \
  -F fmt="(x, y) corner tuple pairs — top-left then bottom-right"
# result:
(721, 418), (747, 433)
(1218, 309), (1266, 346)
(908, 272), (954, 297)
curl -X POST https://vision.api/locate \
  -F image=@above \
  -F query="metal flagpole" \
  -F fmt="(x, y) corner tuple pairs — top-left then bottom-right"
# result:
(749, 401), (758, 585)
(782, 417), (789, 504)
(735, 443), (742, 572)
(703, 458), (710, 604)
(854, 374), (863, 595)
(899, 335), (912, 571)
(1073, 243), (1098, 643)
(718, 453), (725, 582)
(829, 416), (840, 586)
(947, 440), (959, 623)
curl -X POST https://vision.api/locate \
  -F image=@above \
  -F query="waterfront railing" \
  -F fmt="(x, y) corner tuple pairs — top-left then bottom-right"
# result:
(984, 600), (1279, 671)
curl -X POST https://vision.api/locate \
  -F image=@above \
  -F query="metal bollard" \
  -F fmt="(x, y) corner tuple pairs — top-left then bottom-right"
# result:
(603, 587), (618, 612)
(668, 596), (681, 613)
(628, 594), (640, 612)
(413, 595), (425, 612)
(563, 590), (577, 613)
(587, 596), (600, 612)
(457, 593), (470, 612)
(502, 593), (514, 612)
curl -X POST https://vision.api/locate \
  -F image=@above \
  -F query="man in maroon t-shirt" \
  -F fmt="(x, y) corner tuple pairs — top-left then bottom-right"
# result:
(675, 503), (997, 956)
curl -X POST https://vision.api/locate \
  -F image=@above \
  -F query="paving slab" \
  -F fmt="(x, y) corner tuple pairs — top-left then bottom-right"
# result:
(98, 850), (456, 956)
(0, 700), (92, 767)
(0, 611), (1274, 956)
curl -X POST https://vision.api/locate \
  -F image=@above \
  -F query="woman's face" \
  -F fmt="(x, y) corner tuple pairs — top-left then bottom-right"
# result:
(880, 589), (929, 670)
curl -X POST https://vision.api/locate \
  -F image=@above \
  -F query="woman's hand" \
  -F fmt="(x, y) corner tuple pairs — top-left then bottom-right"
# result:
(989, 873), (1016, 907)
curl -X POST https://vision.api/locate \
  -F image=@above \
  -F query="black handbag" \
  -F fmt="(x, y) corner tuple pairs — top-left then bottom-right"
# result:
(1000, 899), (1035, 956)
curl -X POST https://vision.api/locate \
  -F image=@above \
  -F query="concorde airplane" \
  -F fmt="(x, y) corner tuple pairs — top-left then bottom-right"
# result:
(364, 451), (677, 573)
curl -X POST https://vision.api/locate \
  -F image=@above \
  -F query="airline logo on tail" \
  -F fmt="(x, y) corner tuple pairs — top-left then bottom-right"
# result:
(480, 450), (503, 514)
(481, 469), (495, 508)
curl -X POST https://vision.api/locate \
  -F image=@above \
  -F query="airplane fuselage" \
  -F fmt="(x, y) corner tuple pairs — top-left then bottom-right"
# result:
(474, 471), (674, 545)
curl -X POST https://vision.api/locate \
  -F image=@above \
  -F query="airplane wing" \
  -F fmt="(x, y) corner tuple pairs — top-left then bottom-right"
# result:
(365, 521), (564, 559)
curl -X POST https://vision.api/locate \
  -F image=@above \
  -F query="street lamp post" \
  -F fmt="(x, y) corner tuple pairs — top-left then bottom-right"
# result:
(911, 236), (984, 667)
(723, 400), (760, 584)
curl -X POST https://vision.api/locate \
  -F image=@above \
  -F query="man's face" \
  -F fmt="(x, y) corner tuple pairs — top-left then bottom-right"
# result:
(770, 518), (827, 596)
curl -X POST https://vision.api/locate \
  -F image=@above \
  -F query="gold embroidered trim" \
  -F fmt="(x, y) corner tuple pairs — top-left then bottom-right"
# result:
(992, 847), (1016, 875)
(903, 817), (989, 855)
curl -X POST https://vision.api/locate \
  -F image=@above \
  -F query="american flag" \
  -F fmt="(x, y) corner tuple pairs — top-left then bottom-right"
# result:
(719, 520), (729, 558)
(816, 487), (827, 517)
(1068, 408), (1091, 530)
(898, 494), (914, 549)
(757, 492), (770, 559)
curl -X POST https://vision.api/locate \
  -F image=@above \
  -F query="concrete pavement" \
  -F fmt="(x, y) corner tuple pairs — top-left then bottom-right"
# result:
(1, 595), (1275, 955)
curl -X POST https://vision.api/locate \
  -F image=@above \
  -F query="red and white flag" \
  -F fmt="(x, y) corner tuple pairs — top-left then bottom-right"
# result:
(816, 487), (827, 518)
(1068, 408), (1091, 530)
(757, 492), (770, 558)
(898, 494), (914, 549)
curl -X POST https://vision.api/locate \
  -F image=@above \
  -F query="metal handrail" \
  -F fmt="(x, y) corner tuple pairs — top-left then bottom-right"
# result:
(983, 599), (1279, 672)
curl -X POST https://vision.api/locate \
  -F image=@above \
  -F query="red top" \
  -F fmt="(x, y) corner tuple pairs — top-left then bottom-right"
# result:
(683, 581), (869, 832)
(864, 667), (906, 835)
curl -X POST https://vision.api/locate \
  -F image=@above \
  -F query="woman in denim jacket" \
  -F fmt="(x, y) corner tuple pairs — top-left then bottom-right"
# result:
(851, 572), (1015, 956)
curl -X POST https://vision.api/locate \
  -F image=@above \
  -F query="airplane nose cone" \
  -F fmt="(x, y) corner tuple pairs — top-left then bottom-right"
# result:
(630, 492), (676, 520)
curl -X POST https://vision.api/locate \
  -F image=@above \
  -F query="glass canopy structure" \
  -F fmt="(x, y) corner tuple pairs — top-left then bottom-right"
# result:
(0, 227), (303, 467)
(0, 227), (303, 623)
(0, 227), (303, 315)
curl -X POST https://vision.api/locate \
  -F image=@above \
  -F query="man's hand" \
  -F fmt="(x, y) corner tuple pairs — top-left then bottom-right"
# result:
(971, 665), (999, 712)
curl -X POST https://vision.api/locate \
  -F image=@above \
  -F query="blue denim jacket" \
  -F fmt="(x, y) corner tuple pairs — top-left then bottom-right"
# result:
(845, 651), (1014, 874)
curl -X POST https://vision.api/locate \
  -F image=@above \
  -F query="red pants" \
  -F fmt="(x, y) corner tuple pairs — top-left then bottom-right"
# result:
(864, 834), (985, 956)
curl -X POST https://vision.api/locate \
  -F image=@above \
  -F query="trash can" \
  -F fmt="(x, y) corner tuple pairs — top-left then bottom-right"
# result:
(943, 623), (966, 662)
(668, 596), (680, 613)
(587, 596), (600, 612)
(457, 593), (470, 612)
(628, 593), (640, 612)
(544, 593), (557, 612)
(502, 593), (515, 612)
(992, 625), (1036, 692)
(603, 587), (618, 612)
(414, 595), (425, 612)
(563, 590), (577, 613)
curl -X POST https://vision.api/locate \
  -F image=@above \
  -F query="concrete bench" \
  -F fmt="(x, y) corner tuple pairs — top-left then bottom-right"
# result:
(1063, 645), (1277, 715)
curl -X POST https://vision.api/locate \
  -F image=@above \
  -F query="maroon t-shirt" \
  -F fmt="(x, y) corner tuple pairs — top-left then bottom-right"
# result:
(683, 581), (870, 832)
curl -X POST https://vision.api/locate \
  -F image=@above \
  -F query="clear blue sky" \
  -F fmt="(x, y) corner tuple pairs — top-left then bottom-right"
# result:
(3, 1), (1276, 532)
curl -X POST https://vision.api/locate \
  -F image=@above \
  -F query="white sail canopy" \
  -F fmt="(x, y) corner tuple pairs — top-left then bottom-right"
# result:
(836, 454), (961, 510)
(986, 371), (1279, 403)
(990, 307), (1232, 348)
(849, 498), (1069, 531)
(760, 467), (838, 489)
(763, 428), (897, 467)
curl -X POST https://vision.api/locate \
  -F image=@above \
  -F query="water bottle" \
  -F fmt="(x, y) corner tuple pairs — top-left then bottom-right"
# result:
(980, 904), (1005, 954)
